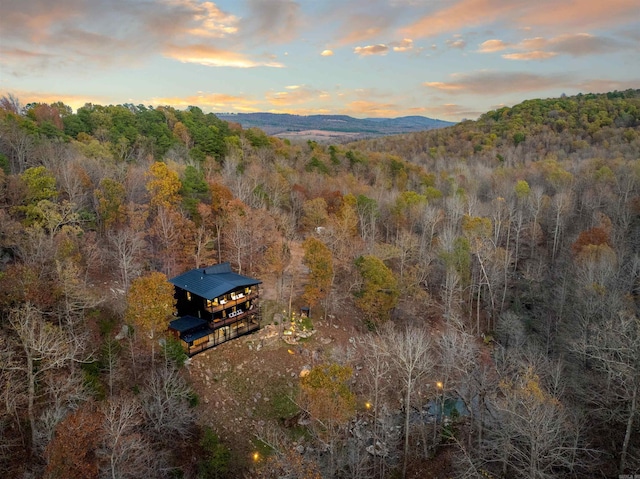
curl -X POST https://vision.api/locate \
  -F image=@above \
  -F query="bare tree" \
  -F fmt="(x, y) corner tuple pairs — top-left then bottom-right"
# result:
(382, 324), (435, 479)
(140, 364), (195, 441)
(99, 397), (157, 479)
(483, 364), (582, 479)
(2, 303), (88, 449)
(574, 310), (640, 474)
(107, 228), (146, 292)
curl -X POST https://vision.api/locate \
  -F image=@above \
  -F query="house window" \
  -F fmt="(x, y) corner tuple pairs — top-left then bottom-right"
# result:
(186, 292), (192, 301)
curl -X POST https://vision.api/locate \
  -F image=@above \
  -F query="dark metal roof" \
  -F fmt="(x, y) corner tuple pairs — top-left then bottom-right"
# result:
(169, 315), (208, 333)
(169, 262), (262, 300)
(181, 327), (215, 343)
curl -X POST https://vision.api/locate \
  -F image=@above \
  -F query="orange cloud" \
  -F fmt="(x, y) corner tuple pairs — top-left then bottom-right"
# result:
(148, 92), (259, 112)
(343, 100), (400, 118)
(499, 33), (630, 60)
(401, 0), (517, 39)
(1, 89), (110, 111)
(354, 44), (389, 56)
(424, 71), (569, 95)
(163, 44), (284, 68)
(321, 49), (334, 56)
(401, 0), (638, 39)
(423, 82), (465, 92)
(523, 0), (639, 29)
(502, 51), (558, 60)
(478, 39), (510, 52)
(391, 39), (414, 52)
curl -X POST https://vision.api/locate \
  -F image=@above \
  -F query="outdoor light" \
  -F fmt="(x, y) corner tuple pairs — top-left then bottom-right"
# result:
(253, 452), (259, 462)
(436, 381), (443, 389)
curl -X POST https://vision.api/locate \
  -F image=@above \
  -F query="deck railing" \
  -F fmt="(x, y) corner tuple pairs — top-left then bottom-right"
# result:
(206, 291), (258, 313)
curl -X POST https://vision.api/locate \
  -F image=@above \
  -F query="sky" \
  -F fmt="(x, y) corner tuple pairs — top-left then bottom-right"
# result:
(1, 0), (639, 122)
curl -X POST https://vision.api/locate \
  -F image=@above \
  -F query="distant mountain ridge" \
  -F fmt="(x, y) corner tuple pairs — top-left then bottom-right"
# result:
(216, 112), (455, 140)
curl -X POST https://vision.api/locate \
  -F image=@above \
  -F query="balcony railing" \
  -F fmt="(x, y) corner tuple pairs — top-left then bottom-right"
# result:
(206, 291), (258, 313)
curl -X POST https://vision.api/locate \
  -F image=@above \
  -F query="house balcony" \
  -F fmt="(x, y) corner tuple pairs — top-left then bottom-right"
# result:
(211, 308), (255, 329)
(206, 291), (258, 314)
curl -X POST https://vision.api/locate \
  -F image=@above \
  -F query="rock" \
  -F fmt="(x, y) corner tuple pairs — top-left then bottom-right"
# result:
(114, 324), (129, 340)
(299, 365), (311, 378)
(295, 445), (305, 454)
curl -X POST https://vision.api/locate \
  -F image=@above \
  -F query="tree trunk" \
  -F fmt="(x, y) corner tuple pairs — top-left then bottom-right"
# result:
(402, 378), (412, 479)
(620, 383), (637, 474)
(27, 354), (37, 450)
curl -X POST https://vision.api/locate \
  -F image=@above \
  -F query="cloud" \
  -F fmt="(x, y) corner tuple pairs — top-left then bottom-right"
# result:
(576, 78), (640, 93)
(424, 71), (570, 95)
(499, 33), (631, 61)
(400, 0), (639, 39)
(354, 44), (390, 56)
(478, 39), (510, 53)
(266, 86), (328, 106)
(446, 39), (467, 50)
(321, 49), (334, 56)
(331, 1), (401, 46)
(401, 0), (518, 39)
(0, 0), (284, 72)
(549, 33), (627, 56)
(238, 0), (302, 44)
(502, 51), (558, 60)
(390, 39), (414, 52)
(343, 100), (400, 117)
(148, 92), (260, 112)
(163, 44), (283, 68)
(523, 0), (639, 30)
(0, 89), (110, 111)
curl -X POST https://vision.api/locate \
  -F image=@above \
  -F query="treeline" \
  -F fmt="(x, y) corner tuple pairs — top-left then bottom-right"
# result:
(0, 90), (639, 477)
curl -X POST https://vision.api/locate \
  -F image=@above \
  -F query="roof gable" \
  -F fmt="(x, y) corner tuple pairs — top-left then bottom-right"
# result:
(169, 262), (261, 300)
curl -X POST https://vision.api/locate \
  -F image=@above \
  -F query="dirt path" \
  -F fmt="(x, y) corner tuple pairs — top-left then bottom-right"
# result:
(260, 239), (309, 302)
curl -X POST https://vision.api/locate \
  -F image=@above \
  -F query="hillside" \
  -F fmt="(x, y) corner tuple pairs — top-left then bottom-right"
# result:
(216, 112), (455, 141)
(1, 90), (640, 478)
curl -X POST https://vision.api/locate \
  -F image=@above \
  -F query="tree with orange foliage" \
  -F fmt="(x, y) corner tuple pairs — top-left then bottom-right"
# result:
(44, 405), (102, 479)
(571, 226), (610, 256)
(207, 181), (234, 264)
(125, 272), (175, 363)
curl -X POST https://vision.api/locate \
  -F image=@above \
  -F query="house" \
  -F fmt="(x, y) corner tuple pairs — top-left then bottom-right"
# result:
(168, 263), (262, 356)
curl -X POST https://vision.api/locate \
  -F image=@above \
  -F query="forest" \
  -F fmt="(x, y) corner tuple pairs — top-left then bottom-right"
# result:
(0, 89), (639, 478)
